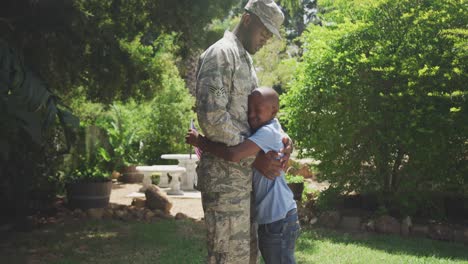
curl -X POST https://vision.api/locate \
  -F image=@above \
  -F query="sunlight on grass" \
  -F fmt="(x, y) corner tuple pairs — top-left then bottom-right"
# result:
(296, 228), (468, 264)
(1, 220), (467, 264)
(81, 231), (118, 239)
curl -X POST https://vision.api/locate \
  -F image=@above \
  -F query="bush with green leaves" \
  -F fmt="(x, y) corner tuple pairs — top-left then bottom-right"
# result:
(98, 88), (194, 169)
(1, 0), (240, 103)
(286, 174), (305, 184)
(60, 124), (114, 184)
(282, 0), (467, 216)
(253, 31), (299, 93)
(65, 33), (195, 171)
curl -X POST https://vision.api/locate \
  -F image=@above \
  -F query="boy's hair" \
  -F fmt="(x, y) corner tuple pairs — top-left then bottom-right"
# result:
(251, 87), (279, 110)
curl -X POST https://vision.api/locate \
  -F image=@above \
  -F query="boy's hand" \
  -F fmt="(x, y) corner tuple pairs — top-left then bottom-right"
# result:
(185, 129), (200, 147)
(279, 136), (293, 169)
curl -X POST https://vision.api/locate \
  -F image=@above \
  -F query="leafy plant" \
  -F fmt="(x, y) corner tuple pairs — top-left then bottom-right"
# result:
(65, 153), (110, 184)
(286, 173), (305, 184)
(282, 0), (467, 215)
(315, 186), (342, 212)
(0, 40), (80, 219)
(1, 0), (240, 103)
(63, 129), (112, 184)
(104, 103), (142, 169)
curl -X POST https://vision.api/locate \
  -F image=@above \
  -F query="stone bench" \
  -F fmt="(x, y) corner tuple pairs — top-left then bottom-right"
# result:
(161, 154), (199, 191)
(136, 165), (186, 195)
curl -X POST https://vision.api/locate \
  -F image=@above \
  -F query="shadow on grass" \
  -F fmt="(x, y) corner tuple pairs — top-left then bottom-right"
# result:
(0, 219), (206, 264)
(297, 227), (468, 262)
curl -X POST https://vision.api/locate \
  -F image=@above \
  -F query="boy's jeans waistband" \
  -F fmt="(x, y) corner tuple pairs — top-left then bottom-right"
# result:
(259, 208), (297, 228)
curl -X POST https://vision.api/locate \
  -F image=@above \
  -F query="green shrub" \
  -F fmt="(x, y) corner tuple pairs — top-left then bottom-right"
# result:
(151, 174), (161, 185)
(315, 187), (343, 212)
(286, 174), (305, 184)
(282, 0), (467, 215)
(61, 126), (112, 184)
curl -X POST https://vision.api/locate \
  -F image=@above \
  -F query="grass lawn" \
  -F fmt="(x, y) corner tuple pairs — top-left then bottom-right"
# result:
(297, 228), (468, 264)
(0, 219), (466, 264)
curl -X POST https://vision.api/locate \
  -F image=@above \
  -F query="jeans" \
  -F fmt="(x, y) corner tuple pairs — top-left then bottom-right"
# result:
(258, 209), (301, 264)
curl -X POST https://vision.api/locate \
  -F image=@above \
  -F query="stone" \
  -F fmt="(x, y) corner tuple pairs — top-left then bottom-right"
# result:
(364, 220), (375, 232)
(411, 224), (429, 237)
(87, 208), (104, 219)
(429, 224), (453, 241)
(318, 211), (341, 228)
(72, 209), (86, 218)
(309, 217), (318, 225)
(453, 228), (468, 244)
(153, 209), (174, 219)
(131, 198), (146, 208)
(375, 215), (400, 234)
(137, 208), (146, 220)
(297, 165), (314, 179)
(401, 216), (412, 236)
(464, 229), (468, 244)
(175, 212), (189, 220)
(72, 208), (83, 215)
(114, 209), (126, 220)
(145, 185), (173, 214)
(145, 211), (156, 221)
(339, 216), (361, 231)
(56, 211), (68, 220)
(103, 208), (114, 219)
(109, 203), (119, 210)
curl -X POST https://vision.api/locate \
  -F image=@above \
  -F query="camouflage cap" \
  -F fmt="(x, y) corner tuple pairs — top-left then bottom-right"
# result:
(245, 0), (285, 38)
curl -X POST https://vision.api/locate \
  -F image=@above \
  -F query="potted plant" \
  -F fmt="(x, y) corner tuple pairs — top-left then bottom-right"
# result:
(65, 145), (112, 210)
(286, 173), (305, 201)
(104, 104), (143, 183)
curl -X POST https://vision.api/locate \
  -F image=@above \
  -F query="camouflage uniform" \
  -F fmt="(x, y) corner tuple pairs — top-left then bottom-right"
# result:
(196, 30), (258, 264)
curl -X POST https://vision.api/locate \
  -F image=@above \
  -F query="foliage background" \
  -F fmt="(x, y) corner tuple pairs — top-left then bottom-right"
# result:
(282, 0), (467, 217)
(1, 0), (466, 222)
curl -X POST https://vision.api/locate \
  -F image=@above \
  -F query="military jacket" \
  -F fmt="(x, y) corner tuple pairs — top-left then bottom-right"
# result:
(195, 31), (258, 193)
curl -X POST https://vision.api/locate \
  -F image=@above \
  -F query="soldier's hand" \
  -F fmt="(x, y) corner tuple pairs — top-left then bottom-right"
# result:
(185, 129), (200, 147)
(253, 151), (282, 180)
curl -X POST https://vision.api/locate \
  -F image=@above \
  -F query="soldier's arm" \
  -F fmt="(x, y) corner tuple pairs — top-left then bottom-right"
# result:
(253, 124), (292, 179)
(186, 129), (261, 163)
(196, 47), (243, 145)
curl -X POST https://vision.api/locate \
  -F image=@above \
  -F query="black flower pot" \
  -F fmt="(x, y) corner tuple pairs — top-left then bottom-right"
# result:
(288, 182), (304, 201)
(66, 180), (112, 209)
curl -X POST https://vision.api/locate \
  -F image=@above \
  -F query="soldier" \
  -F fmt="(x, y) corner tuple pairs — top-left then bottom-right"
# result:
(195, 0), (288, 263)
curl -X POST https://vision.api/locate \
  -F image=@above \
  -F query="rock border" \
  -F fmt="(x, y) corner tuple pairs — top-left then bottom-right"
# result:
(299, 206), (468, 244)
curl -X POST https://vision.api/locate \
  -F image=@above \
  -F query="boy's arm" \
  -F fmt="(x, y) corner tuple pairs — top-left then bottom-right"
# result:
(186, 129), (261, 162)
(252, 121), (293, 179)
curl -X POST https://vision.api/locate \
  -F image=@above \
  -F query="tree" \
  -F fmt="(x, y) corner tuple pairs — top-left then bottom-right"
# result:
(1, 0), (232, 225)
(0, 0), (240, 103)
(282, 0), (467, 215)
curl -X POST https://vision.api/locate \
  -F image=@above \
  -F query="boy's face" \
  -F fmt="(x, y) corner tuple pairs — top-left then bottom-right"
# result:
(248, 93), (275, 131)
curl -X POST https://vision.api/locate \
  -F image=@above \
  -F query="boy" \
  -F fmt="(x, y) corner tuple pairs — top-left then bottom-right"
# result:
(186, 87), (300, 264)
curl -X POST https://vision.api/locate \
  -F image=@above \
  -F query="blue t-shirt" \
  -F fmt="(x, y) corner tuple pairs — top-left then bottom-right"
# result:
(248, 118), (297, 224)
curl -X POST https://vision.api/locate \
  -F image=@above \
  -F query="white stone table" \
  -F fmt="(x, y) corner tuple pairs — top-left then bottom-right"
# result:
(161, 154), (199, 191)
(136, 165), (186, 195)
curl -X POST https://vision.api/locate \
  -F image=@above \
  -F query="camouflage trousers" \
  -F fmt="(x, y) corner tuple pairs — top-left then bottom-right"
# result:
(202, 191), (259, 264)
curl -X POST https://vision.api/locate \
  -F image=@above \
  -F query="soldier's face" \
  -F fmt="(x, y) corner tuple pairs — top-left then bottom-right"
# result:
(248, 93), (275, 131)
(244, 13), (273, 54)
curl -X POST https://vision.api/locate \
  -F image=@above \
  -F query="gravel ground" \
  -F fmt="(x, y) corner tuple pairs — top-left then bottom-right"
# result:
(109, 175), (328, 221)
